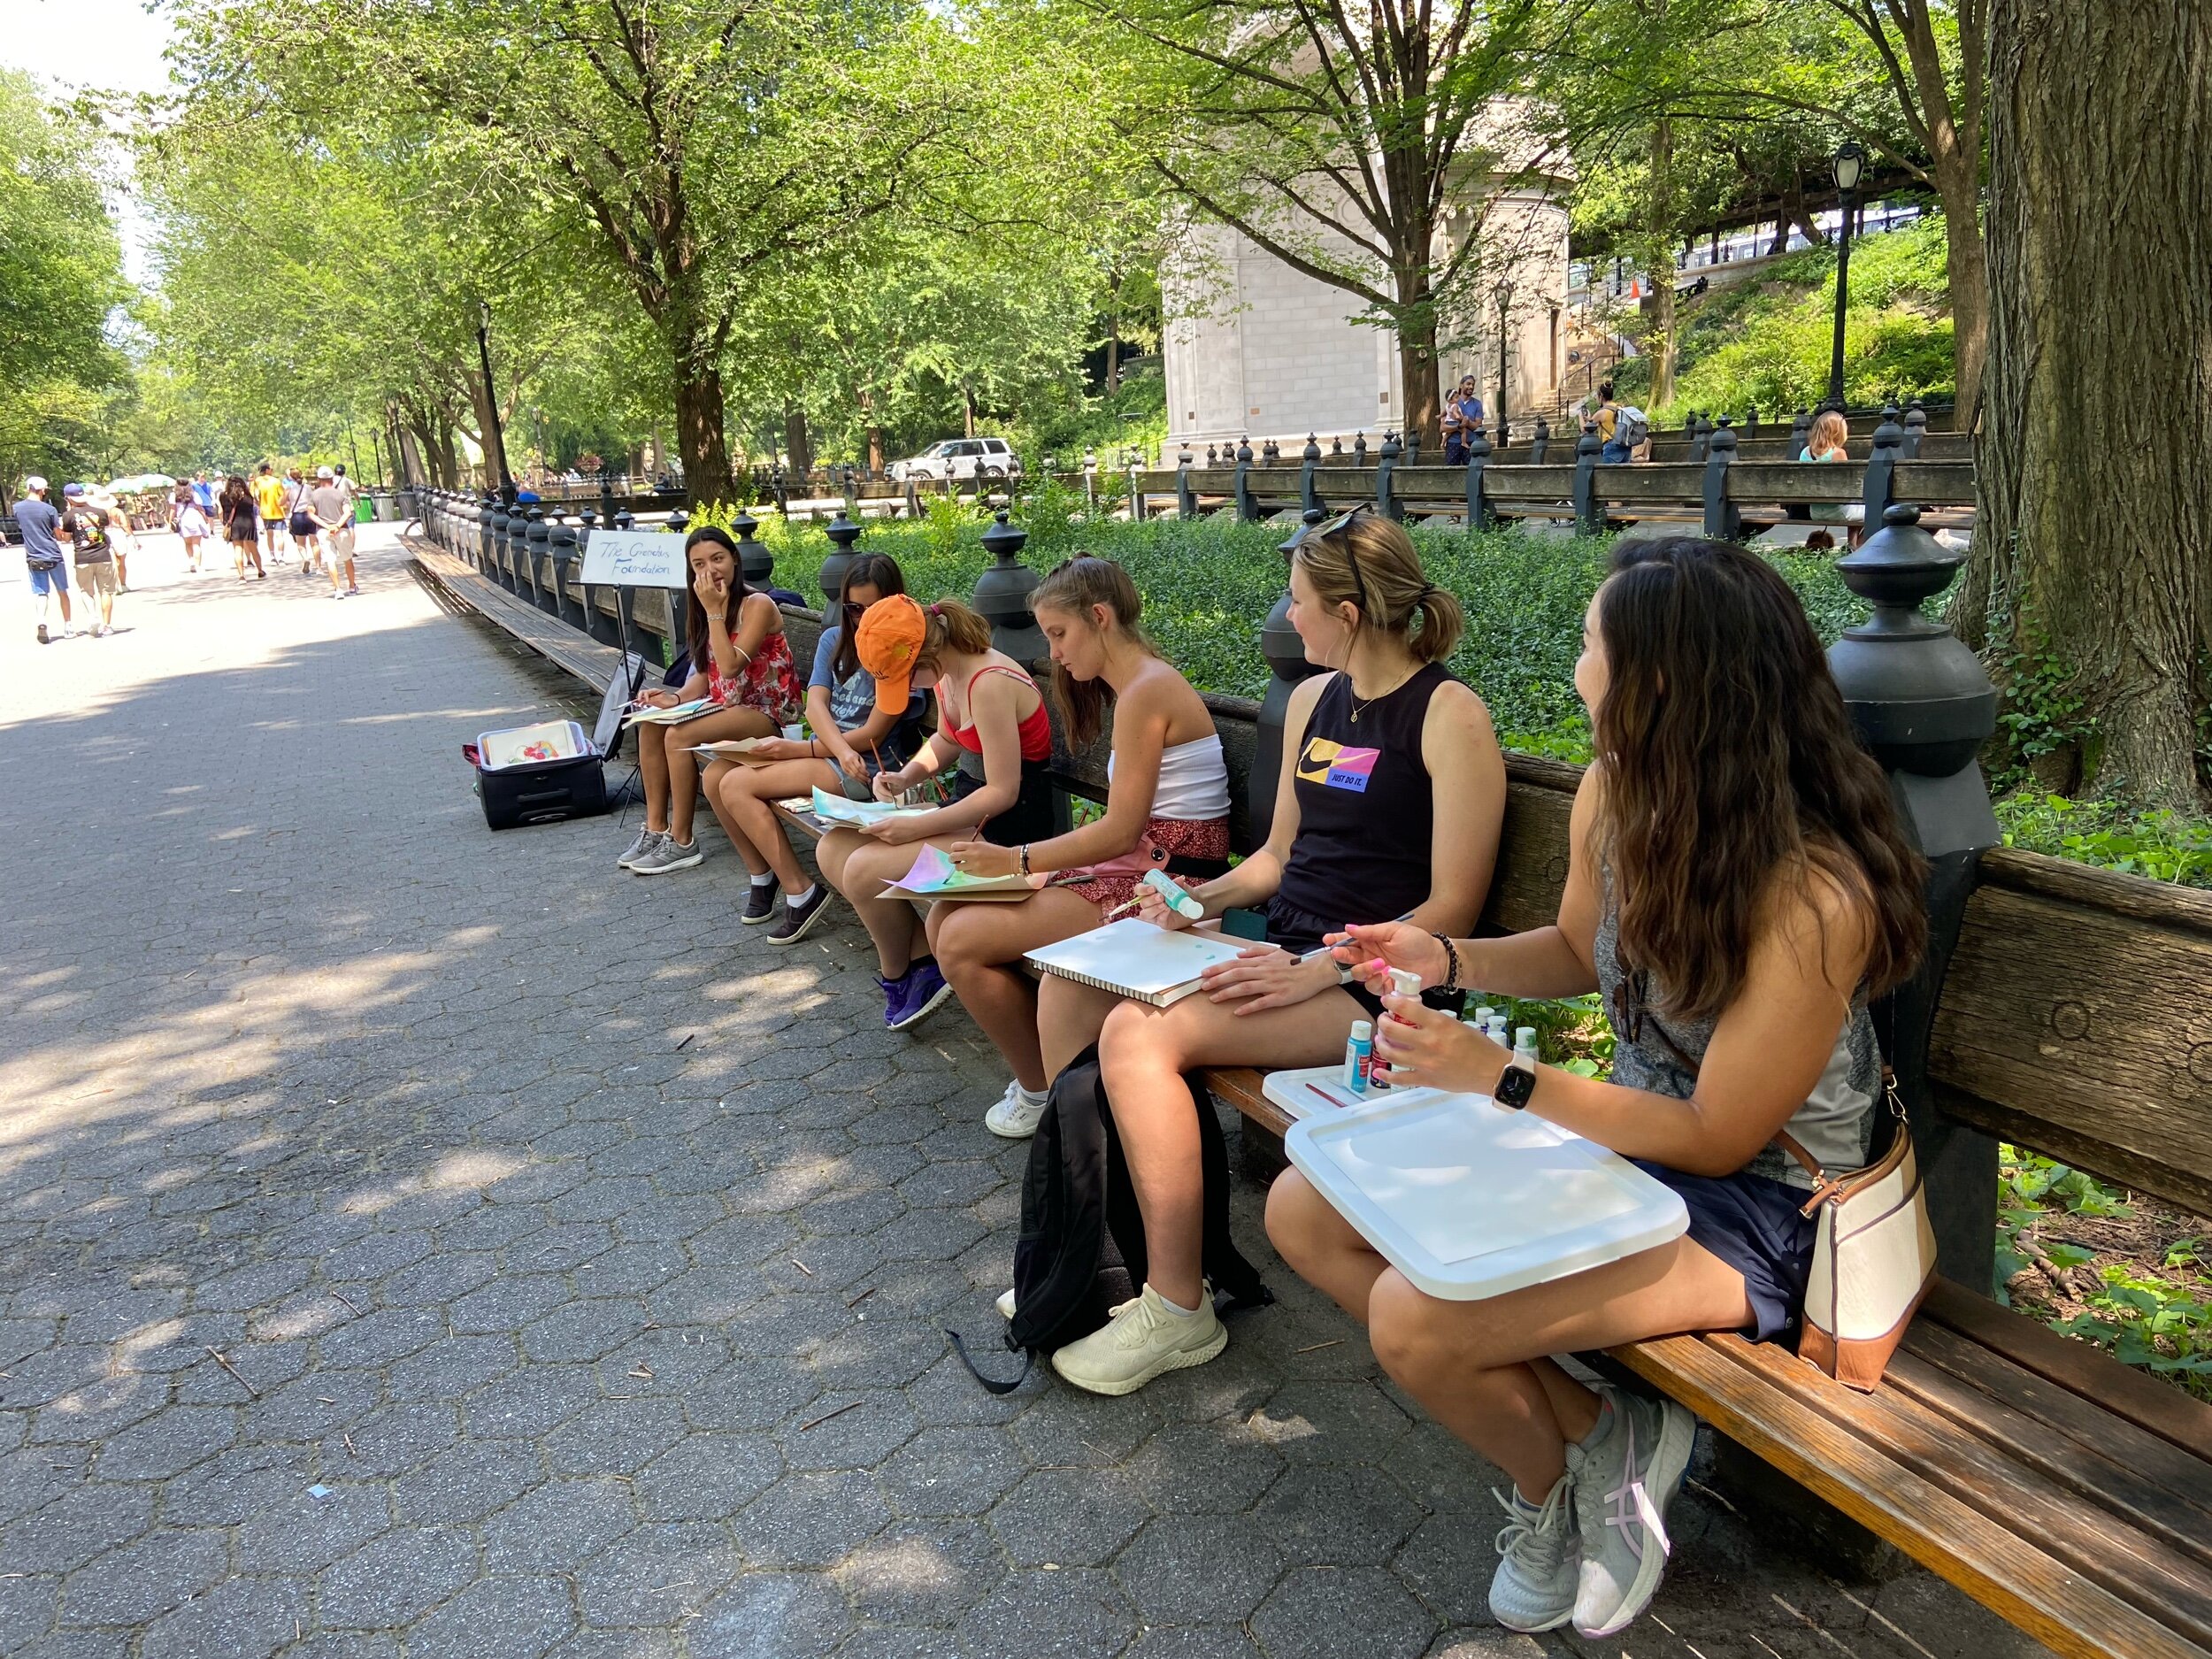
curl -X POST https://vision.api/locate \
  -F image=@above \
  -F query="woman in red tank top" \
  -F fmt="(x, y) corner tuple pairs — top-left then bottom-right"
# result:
(815, 596), (1057, 1031)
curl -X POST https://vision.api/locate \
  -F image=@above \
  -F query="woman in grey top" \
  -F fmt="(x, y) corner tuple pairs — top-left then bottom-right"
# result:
(1267, 537), (1926, 1644)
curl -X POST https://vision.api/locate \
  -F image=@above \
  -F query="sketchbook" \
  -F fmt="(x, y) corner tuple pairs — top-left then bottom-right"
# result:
(881, 843), (1041, 902)
(621, 698), (718, 727)
(808, 787), (937, 828)
(1024, 918), (1253, 1006)
(687, 737), (780, 764)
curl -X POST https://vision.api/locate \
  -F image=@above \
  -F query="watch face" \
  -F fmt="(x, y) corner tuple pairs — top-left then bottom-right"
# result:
(1495, 1065), (1536, 1109)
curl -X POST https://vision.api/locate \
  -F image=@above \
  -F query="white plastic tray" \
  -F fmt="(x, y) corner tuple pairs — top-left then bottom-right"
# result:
(1270, 1065), (1688, 1302)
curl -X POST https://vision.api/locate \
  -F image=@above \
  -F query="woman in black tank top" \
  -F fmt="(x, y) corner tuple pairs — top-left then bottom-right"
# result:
(1032, 510), (1507, 1401)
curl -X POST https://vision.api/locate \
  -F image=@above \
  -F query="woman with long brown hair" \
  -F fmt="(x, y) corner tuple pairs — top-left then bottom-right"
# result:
(1030, 510), (1506, 1396)
(930, 556), (1232, 1135)
(618, 526), (802, 875)
(1267, 536), (1926, 1641)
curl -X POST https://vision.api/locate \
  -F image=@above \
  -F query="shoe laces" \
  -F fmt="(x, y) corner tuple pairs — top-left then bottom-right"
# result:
(1493, 1479), (1573, 1573)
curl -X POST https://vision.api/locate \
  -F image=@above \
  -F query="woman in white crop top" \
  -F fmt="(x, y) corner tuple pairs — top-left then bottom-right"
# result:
(931, 557), (1232, 1138)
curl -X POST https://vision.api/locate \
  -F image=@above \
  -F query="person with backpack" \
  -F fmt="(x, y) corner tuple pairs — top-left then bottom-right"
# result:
(1269, 538), (1927, 1641)
(220, 475), (265, 580)
(1595, 382), (1645, 464)
(60, 484), (121, 637)
(618, 526), (803, 876)
(932, 556), (1233, 1138)
(711, 552), (926, 939)
(1026, 509), (1506, 1396)
(813, 594), (1058, 1026)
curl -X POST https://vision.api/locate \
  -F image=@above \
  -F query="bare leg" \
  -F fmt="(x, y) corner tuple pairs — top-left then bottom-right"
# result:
(668, 707), (773, 843)
(927, 888), (1102, 1093)
(1037, 973), (1125, 1082)
(638, 724), (673, 834)
(818, 830), (932, 978)
(1097, 986), (1365, 1310)
(718, 757), (841, 885)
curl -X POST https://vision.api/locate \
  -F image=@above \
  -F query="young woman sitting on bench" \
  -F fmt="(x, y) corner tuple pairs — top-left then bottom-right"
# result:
(618, 526), (803, 877)
(1030, 509), (1506, 1397)
(814, 595), (1056, 1032)
(1268, 537), (1926, 1642)
(933, 557), (1232, 1138)
(711, 553), (926, 943)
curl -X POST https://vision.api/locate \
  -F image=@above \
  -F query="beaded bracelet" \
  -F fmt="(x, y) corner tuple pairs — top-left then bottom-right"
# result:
(1432, 933), (1462, 994)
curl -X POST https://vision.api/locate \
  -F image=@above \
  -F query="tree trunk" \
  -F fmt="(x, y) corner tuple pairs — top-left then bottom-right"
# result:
(783, 404), (813, 480)
(1396, 294), (1440, 449)
(1647, 119), (1678, 411)
(1106, 267), (1123, 395)
(962, 385), (977, 440)
(1932, 150), (1990, 420)
(465, 365), (510, 492)
(1974, 0), (2210, 807)
(672, 361), (734, 505)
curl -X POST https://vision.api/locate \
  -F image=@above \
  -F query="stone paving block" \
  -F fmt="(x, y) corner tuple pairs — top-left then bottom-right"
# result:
(1121, 1628), (1265, 1658)
(235, 1485), (391, 1574)
(403, 1574), (577, 1659)
(88, 1406), (237, 1482)
(876, 1425), (1029, 1518)
(317, 1524), (479, 1628)
(775, 1393), (920, 1473)
(522, 1298), (649, 1364)
(955, 1567), (1137, 1659)
(27, 1373), (165, 1444)
(835, 1518), (1006, 1626)
(4, 1481), (155, 1573)
(154, 1444), (310, 1526)
(314, 1307), (444, 1369)
(58, 1525), (228, 1625)
(0, 1572), (57, 1652)
(480, 1478), (637, 1574)
(1423, 1634), (1548, 1659)
(1122, 1422), (1286, 1515)
(987, 1468), (1150, 1570)
(137, 1573), (306, 1659)
(733, 1468), (893, 1568)
(830, 1627), (964, 1659)
(465, 1364), (603, 1439)
(1253, 1464), (1425, 1566)
(12, 1631), (133, 1659)
(388, 1334), (520, 1402)
(544, 1396), (688, 1476)
(631, 1432), (782, 1521)
(1249, 1564), (1438, 1659)
(320, 1402), (463, 1478)
(391, 1438), (541, 1524)
(689, 1571), (856, 1659)
(573, 1521), (738, 1626)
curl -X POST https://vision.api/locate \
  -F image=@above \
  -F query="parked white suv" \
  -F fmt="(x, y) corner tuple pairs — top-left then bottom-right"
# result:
(887, 437), (1022, 482)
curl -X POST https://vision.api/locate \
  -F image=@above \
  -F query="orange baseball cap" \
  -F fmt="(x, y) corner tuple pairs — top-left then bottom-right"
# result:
(855, 594), (929, 717)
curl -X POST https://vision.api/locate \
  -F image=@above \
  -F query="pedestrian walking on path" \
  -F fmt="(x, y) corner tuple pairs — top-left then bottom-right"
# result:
(285, 465), (319, 573)
(11, 476), (73, 643)
(173, 480), (210, 572)
(252, 464), (288, 568)
(221, 474), (265, 580)
(60, 484), (121, 637)
(308, 467), (357, 597)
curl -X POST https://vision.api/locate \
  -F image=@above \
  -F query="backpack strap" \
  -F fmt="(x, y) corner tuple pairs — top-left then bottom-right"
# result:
(946, 1331), (1033, 1395)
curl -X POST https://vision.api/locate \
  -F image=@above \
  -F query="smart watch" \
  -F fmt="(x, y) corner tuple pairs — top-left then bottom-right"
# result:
(1493, 1061), (1537, 1111)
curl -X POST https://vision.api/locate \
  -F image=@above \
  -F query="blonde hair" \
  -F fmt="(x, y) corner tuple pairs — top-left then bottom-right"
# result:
(918, 597), (994, 665)
(1293, 512), (1464, 663)
(1807, 410), (1850, 457)
(1032, 557), (1156, 749)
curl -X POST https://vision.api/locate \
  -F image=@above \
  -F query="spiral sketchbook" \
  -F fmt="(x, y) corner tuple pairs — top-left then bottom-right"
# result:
(1024, 918), (1252, 1006)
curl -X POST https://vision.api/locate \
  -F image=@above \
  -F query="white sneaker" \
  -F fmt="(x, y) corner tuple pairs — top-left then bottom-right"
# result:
(1566, 1385), (1695, 1638)
(1050, 1284), (1226, 1396)
(984, 1079), (1048, 1139)
(1488, 1475), (1578, 1632)
(995, 1287), (1017, 1321)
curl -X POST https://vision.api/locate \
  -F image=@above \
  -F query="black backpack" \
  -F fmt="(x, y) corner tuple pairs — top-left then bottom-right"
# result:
(949, 1045), (1272, 1393)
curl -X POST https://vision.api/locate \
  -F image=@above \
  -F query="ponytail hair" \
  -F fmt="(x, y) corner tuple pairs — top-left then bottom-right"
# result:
(918, 596), (995, 666)
(1292, 511), (1464, 663)
(1032, 556), (1154, 749)
(681, 525), (748, 672)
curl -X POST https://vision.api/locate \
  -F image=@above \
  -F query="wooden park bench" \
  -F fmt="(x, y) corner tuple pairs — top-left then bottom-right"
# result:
(404, 488), (2210, 1659)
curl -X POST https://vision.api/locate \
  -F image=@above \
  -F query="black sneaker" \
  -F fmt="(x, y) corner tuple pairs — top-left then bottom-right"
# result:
(767, 886), (832, 946)
(35, 624), (48, 644)
(741, 883), (778, 925)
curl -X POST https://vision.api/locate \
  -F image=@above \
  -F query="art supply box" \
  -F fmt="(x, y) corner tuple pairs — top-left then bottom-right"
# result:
(472, 719), (611, 831)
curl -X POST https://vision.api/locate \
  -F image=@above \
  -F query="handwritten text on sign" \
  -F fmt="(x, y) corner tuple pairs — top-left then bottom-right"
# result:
(580, 528), (687, 588)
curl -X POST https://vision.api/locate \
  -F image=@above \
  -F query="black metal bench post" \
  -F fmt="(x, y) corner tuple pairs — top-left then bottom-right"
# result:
(1233, 439), (1257, 522)
(1374, 432), (1401, 521)
(1862, 404), (1906, 527)
(1176, 448), (1195, 519)
(1299, 434), (1322, 517)
(1828, 503), (2002, 1288)
(1463, 425), (1494, 532)
(1703, 418), (1742, 543)
(972, 508), (1042, 661)
(527, 509), (554, 613)
(1572, 422), (1602, 536)
(549, 519), (585, 628)
(477, 495), (495, 573)
(733, 507), (772, 591)
(818, 511), (860, 609)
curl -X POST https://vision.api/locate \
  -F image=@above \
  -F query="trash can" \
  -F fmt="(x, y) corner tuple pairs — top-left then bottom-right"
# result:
(356, 495), (374, 524)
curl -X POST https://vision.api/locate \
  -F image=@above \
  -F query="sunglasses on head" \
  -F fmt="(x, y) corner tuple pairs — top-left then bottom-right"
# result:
(1307, 506), (1369, 542)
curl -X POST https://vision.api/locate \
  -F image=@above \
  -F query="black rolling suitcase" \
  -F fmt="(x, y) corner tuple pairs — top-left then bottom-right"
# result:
(471, 720), (611, 830)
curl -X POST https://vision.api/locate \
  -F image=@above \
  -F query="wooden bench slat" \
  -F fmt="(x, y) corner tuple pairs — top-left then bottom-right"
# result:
(1697, 1335), (2212, 1643)
(415, 545), (625, 694)
(1890, 1322), (2212, 1559)
(1616, 1334), (2212, 1659)
(1922, 1279), (2212, 1462)
(1198, 1066), (1291, 1139)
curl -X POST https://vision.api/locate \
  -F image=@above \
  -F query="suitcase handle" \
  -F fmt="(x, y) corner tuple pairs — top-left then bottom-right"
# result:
(515, 789), (570, 806)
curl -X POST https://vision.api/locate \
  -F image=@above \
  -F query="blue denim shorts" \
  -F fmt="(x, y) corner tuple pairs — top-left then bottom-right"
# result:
(1632, 1160), (1816, 1342)
(27, 561), (67, 595)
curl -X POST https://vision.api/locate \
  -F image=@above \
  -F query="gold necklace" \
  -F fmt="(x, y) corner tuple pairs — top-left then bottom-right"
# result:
(1347, 664), (1415, 723)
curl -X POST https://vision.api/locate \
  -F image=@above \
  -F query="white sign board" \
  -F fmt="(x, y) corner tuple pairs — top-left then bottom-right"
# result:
(580, 528), (687, 588)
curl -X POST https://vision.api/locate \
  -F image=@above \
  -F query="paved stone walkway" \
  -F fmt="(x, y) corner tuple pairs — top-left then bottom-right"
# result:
(0, 526), (2047, 1657)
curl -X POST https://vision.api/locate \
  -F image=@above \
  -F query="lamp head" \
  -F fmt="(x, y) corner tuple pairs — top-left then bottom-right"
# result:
(477, 297), (492, 334)
(1833, 139), (1865, 193)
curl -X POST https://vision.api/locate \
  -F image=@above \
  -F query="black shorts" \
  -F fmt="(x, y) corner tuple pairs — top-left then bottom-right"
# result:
(1632, 1161), (1816, 1341)
(1263, 897), (1467, 1022)
(948, 757), (1056, 848)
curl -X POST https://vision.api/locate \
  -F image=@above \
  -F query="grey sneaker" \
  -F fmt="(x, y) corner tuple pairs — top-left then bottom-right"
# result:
(630, 836), (704, 875)
(1488, 1475), (1578, 1632)
(1567, 1384), (1695, 1638)
(617, 827), (665, 870)
(741, 882), (778, 925)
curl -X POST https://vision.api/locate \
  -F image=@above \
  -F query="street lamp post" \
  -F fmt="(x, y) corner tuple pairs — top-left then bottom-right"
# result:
(476, 297), (517, 507)
(1493, 282), (1514, 450)
(1826, 140), (1865, 412)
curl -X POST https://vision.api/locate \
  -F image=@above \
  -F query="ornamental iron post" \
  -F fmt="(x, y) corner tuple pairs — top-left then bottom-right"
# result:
(1251, 510), (1329, 849)
(1463, 422), (1494, 532)
(1374, 431), (1402, 520)
(1403, 427), (1421, 466)
(491, 501), (516, 590)
(663, 508), (691, 667)
(526, 508), (554, 613)
(1862, 403), (1906, 526)
(1702, 418), (1741, 542)
(1902, 398), (1929, 458)
(1790, 408), (1812, 459)
(1571, 421), (1603, 536)
(1233, 439), (1257, 522)
(1828, 503), (2001, 1289)
(1353, 431), (1368, 466)
(733, 507), (772, 589)
(1687, 411), (1712, 465)
(1299, 434), (1322, 517)
(972, 508), (1042, 660)
(1177, 446), (1196, 519)
(819, 511), (862, 607)
(549, 518), (585, 627)
(1529, 417), (1551, 465)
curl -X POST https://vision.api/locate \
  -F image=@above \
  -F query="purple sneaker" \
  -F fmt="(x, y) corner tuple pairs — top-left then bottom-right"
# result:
(887, 959), (953, 1033)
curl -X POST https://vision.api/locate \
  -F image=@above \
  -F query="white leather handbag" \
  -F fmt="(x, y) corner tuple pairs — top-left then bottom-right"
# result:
(1774, 1075), (1938, 1391)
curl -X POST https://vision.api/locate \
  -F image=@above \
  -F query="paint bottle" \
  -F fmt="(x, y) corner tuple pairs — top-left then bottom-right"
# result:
(1471, 1005), (1495, 1032)
(1513, 1026), (1540, 1069)
(1344, 1021), (1374, 1094)
(1371, 970), (1422, 1092)
(1486, 1014), (1509, 1047)
(1141, 868), (1205, 920)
